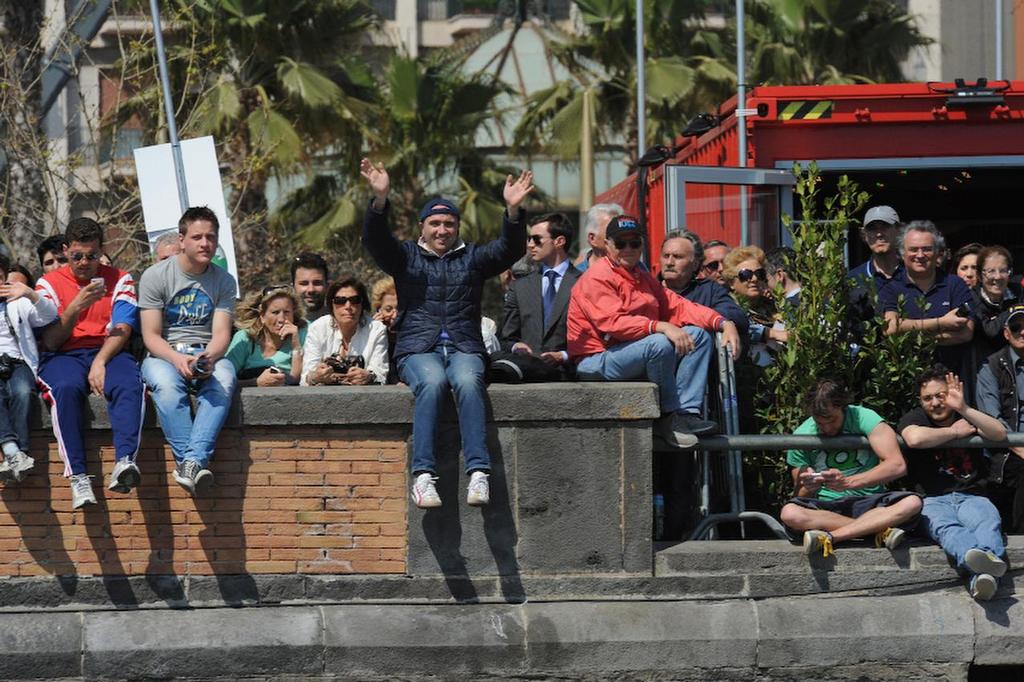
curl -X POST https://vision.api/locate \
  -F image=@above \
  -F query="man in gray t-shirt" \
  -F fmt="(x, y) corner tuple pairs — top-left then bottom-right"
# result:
(138, 207), (238, 496)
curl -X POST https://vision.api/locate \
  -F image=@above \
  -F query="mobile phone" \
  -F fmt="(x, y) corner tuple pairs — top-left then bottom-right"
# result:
(268, 366), (283, 374)
(90, 277), (105, 290)
(955, 302), (971, 318)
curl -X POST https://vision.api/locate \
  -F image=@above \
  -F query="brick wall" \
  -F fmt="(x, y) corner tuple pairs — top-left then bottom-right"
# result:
(0, 426), (408, 577)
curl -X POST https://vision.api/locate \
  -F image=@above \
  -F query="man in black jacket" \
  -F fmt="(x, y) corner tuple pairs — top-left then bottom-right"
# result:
(360, 158), (533, 510)
(493, 212), (580, 382)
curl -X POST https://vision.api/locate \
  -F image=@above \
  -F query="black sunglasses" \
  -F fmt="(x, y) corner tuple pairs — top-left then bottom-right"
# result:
(332, 295), (362, 306)
(261, 284), (290, 297)
(613, 238), (643, 250)
(68, 252), (100, 262)
(737, 268), (767, 283)
(527, 234), (547, 246)
(703, 259), (722, 272)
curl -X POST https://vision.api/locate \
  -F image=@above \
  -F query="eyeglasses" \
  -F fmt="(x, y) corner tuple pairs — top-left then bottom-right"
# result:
(983, 268), (1012, 277)
(261, 284), (290, 297)
(703, 260), (722, 272)
(68, 252), (100, 262)
(737, 268), (767, 283)
(613, 238), (643, 250)
(527, 234), (547, 246)
(332, 295), (362, 306)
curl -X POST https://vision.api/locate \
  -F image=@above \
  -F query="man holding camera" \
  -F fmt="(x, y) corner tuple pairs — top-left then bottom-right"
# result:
(0, 254), (58, 482)
(35, 218), (145, 509)
(139, 207), (237, 496)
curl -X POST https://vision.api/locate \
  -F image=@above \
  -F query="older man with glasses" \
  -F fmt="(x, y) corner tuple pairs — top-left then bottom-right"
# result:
(568, 216), (740, 448)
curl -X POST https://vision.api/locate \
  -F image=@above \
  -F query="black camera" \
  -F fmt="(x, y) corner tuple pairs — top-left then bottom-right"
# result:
(956, 302), (971, 318)
(0, 354), (18, 381)
(324, 354), (365, 374)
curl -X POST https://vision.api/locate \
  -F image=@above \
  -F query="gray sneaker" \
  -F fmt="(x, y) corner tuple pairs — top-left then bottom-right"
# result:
(655, 414), (698, 449)
(970, 573), (998, 601)
(173, 460), (201, 495)
(194, 467), (214, 495)
(0, 450), (30, 483)
(70, 474), (97, 509)
(12, 452), (35, 480)
(108, 459), (141, 493)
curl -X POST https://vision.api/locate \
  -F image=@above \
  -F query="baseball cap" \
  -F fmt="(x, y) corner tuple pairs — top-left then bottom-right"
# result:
(1005, 305), (1024, 330)
(863, 205), (900, 228)
(418, 198), (461, 222)
(605, 215), (642, 240)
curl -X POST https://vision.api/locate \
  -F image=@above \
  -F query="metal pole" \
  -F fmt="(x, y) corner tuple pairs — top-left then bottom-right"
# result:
(580, 88), (594, 219)
(736, 0), (749, 245)
(149, 0), (189, 213)
(996, 0), (1004, 80)
(635, 0), (646, 158)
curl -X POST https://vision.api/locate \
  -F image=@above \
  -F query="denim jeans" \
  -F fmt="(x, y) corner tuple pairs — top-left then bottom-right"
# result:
(398, 346), (489, 476)
(0, 362), (35, 451)
(921, 492), (1005, 573)
(141, 356), (237, 468)
(575, 328), (712, 414)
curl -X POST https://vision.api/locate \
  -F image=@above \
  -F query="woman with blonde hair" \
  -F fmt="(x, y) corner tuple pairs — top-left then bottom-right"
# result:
(225, 285), (308, 386)
(723, 245), (787, 366)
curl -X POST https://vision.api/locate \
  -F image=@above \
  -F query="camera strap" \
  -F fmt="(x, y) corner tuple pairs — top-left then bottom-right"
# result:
(2, 303), (15, 341)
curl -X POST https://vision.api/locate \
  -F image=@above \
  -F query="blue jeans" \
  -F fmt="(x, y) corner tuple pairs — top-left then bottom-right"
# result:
(575, 328), (712, 414)
(0, 362), (35, 452)
(398, 346), (489, 476)
(921, 492), (1005, 573)
(141, 356), (237, 468)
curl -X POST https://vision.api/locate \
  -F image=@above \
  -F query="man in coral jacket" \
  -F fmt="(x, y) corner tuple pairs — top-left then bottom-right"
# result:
(568, 215), (741, 448)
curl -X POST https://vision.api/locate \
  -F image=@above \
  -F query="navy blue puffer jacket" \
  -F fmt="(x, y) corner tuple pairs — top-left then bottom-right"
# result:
(362, 201), (525, 360)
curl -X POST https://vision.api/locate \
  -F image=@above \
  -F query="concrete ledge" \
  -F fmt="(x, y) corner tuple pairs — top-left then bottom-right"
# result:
(0, 612), (80, 679)
(35, 382), (662, 429)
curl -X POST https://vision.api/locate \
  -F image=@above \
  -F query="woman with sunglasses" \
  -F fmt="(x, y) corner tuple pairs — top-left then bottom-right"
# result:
(226, 286), (307, 386)
(301, 276), (388, 386)
(723, 246), (788, 367)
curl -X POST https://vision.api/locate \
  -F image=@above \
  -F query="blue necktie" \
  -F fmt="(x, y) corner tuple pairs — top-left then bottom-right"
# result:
(543, 270), (559, 327)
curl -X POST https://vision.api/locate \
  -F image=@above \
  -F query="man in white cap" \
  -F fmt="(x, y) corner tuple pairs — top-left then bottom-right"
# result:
(848, 205), (903, 288)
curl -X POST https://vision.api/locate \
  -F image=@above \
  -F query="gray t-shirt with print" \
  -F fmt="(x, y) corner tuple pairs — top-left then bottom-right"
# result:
(138, 256), (236, 346)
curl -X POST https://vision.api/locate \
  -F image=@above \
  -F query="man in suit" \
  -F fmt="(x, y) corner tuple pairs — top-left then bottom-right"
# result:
(492, 213), (580, 382)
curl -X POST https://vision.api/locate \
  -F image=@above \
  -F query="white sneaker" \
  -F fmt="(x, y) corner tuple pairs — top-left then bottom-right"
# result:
(466, 471), (490, 506)
(965, 548), (1008, 578)
(11, 452), (35, 480)
(70, 474), (97, 509)
(108, 459), (141, 493)
(411, 473), (442, 508)
(970, 573), (998, 601)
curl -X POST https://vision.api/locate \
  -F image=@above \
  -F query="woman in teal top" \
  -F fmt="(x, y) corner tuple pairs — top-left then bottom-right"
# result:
(226, 286), (308, 386)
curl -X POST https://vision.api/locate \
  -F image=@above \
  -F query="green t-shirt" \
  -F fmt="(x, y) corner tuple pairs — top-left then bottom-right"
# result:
(786, 405), (885, 500)
(225, 327), (307, 377)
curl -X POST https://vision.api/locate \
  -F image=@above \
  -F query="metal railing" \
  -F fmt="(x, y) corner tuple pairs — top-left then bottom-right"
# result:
(690, 334), (1017, 541)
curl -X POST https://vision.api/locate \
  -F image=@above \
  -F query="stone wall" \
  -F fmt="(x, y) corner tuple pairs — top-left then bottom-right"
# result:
(0, 383), (658, 582)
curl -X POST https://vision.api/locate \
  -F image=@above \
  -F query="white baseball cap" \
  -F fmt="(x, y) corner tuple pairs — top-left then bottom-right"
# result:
(863, 205), (900, 228)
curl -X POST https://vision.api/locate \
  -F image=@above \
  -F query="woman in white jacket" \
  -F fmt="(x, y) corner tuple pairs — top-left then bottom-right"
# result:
(301, 276), (388, 386)
(0, 256), (59, 481)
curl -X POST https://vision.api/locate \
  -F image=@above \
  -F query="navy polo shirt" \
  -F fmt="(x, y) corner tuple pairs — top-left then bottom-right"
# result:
(877, 269), (971, 320)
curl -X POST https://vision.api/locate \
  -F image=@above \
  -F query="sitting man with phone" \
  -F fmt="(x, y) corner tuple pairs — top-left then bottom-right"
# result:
(780, 378), (922, 559)
(36, 217), (145, 508)
(139, 207), (238, 496)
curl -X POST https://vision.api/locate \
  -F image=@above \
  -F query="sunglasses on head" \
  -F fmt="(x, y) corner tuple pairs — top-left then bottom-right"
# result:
(613, 237), (643, 250)
(68, 252), (100, 262)
(703, 260), (722, 272)
(261, 284), (290, 297)
(737, 267), (767, 283)
(333, 295), (362, 306)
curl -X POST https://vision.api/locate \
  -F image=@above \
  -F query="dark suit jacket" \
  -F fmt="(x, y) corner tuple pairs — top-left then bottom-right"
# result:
(499, 265), (581, 354)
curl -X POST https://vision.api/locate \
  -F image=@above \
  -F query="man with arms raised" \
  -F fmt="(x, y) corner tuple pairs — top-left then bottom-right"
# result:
(138, 207), (238, 496)
(781, 378), (922, 559)
(361, 159), (533, 509)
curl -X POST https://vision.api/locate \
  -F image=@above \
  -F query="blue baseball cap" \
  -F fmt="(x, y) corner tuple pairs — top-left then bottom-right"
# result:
(418, 198), (461, 222)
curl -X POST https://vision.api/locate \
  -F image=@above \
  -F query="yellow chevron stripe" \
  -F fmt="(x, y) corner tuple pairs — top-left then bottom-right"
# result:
(803, 100), (833, 120)
(779, 102), (803, 120)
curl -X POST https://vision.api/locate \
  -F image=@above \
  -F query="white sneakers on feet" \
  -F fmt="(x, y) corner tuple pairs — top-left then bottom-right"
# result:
(467, 471), (489, 506)
(70, 473), (97, 510)
(108, 459), (141, 493)
(1, 451), (34, 483)
(411, 473), (441, 508)
(965, 548), (1008, 578)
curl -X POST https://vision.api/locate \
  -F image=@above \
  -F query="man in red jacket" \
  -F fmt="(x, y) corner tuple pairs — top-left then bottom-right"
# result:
(568, 216), (740, 448)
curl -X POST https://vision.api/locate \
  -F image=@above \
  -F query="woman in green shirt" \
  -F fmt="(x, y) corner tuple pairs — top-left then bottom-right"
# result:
(226, 286), (308, 386)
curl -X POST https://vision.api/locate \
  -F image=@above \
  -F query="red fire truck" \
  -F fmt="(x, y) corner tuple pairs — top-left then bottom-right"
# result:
(595, 79), (1024, 271)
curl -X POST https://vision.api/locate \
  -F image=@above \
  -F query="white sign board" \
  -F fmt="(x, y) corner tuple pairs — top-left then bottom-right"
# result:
(133, 136), (239, 295)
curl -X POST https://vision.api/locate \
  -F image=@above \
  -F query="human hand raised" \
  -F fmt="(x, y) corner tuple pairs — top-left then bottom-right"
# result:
(944, 372), (966, 413)
(360, 158), (390, 203)
(503, 170), (534, 213)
